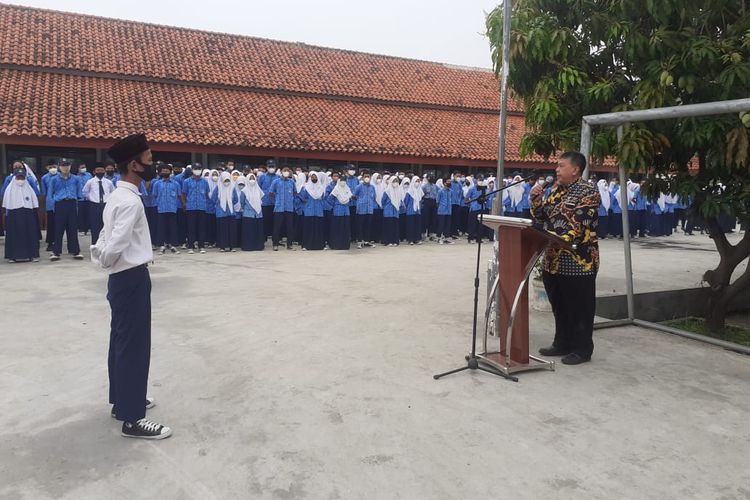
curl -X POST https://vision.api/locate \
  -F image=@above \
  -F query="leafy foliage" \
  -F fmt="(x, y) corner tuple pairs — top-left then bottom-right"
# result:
(486, 0), (750, 221)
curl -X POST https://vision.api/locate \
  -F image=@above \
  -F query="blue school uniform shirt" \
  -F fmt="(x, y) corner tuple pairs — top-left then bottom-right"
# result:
(345, 176), (359, 207)
(381, 193), (401, 218)
(466, 186), (484, 212)
(182, 177), (210, 211)
(210, 188), (238, 218)
(49, 174), (81, 203)
(450, 182), (463, 206)
(269, 177), (296, 213)
(635, 189), (647, 211)
(404, 193), (421, 215)
(151, 178), (181, 213)
(327, 194), (351, 216)
(610, 188), (622, 214)
(139, 181), (157, 207)
(239, 192), (263, 219)
(106, 173), (120, 187)
(41, 173), (57, 211)
(298, 188), (325, 217)
(77, 172), (92, 199)
(436, 188), (452, 215)
(422, 182), (438, 200)
(353, 184), (376, 215)
(259, 173), (279, 206)
(324, 183), (335, 211)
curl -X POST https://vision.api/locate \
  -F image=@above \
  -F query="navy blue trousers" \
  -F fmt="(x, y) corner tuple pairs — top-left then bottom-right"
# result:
(89, 202), (105, 245)
(157, 212), (178, 247)
(108, 265), (151, 422)
(186, 210), (207, 248)
(52, 199), (80, 256)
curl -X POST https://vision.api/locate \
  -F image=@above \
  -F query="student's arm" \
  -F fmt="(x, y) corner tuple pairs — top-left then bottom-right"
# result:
(82, 179), (92, 198)
(96, 203), (139, 268)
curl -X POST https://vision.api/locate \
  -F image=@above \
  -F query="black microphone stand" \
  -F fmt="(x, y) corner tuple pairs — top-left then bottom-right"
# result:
(433, 174), (538, 382)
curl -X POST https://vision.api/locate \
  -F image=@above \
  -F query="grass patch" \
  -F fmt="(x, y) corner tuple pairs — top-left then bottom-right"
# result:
(663, 317), (750, 347)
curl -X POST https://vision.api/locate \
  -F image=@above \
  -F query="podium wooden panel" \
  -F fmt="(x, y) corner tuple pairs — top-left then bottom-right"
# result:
(479, 215), (572, 375)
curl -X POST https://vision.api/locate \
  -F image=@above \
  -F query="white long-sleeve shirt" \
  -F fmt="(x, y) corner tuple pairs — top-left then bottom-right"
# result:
(90, 181), (153, 274)
(82, 176), (115, 203)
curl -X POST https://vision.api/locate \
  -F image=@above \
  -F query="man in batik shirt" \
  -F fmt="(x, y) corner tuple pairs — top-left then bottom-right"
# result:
(530, 151), (601, 365)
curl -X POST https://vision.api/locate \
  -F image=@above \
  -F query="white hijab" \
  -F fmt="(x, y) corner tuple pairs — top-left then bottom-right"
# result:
(407, 175), (424, 211)
(205, 169), (218, 192)
(597, 179), (611, 211)
(373, 173), (385, 208)
(436, 178), (444, 189)
(385, 179), (403, 210)
(657, 192), (666, 211)
(2, 177), (38, 210)
(330, 180), (353, 205)
(295, 172), (307, 194)
(242, 174), (263, 214)
(217, 171), (234, 213)
(234, 175), (248, 211)
(508, 175), (525, 206)
(304, 171), (326, 200)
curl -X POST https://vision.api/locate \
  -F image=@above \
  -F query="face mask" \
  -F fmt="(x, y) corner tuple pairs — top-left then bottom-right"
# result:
(311, 178), (318, 183)
(398, 175), (404, 180)
(174, 169), (183, 175)
(48, 168), (58, 175)
(211, 176), (219, 182)
(135, 161), (156, 182)
(238, 183), (246, 189)
(268, 168), (276, 174)
(60, 166), (71, 175)
(392, 183), (399, 188)
(248, 179), (257, 186)
(282, 171), (290, 178)
(15, 178), (25, 186)
(296, 170), (302, 175)
(95, 172), (105, 179)
(160, 172), (171, 179)
(79, 167), (87, 173)
(347, 170), (355, 176)
(363, 177), (370, 184)
(193, 170), (202, 177)
(223, 180), (231, 186)
(445, 182), (452, 188)
(106, 170), (115, 177)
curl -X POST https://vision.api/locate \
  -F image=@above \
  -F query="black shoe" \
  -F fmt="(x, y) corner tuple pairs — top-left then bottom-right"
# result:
(561, 353), (591, 365)
(111, 397), (156, 419)
(538, 345), (571, 357)
(121, 419), (172, 440)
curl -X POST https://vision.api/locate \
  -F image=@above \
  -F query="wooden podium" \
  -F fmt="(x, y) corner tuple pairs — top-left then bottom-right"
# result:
(478, 215), (573, 376)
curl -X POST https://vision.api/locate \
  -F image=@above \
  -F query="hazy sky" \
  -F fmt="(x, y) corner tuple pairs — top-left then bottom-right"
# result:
(9, 0), (500, 69)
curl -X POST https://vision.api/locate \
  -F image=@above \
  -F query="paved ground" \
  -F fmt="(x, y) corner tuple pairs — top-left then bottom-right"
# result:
(1, 233), (749, 499)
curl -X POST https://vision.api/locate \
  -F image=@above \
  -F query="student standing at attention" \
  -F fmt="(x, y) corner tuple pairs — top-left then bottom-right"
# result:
(82, 162), (116, 245)
(91, 133), (172, 439)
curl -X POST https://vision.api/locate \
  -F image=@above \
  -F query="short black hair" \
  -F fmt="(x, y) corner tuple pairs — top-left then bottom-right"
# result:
(560, 151), (586, 173)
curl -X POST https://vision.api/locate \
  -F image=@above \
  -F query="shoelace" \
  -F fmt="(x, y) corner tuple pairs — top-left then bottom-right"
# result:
(137, 419), (162, 433)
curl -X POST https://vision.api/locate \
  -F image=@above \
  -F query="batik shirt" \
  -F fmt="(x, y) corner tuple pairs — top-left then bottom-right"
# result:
(531, 178), (601, 276)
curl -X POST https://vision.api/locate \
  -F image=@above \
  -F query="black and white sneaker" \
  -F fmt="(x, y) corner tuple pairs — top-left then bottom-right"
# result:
(111, 397), (156, 419)
(121, 419), (172, 440)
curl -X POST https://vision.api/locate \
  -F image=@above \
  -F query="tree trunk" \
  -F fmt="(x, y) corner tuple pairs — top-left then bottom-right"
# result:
(702, 217), (750, 334)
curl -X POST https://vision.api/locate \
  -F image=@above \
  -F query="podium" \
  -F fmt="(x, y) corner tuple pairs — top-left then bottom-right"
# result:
(478, 215), (573, 376)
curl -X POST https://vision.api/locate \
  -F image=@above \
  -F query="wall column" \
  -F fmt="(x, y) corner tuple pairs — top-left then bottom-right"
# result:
(0, 143), (6, 174)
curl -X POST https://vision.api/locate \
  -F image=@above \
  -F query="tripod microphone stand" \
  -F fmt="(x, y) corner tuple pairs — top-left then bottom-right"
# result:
(433, 173), (539, 382)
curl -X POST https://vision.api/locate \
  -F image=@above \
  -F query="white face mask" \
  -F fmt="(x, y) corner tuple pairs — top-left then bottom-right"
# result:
(223, 180), (231, 186)
(79, 167), (86, 173)
(268, 168), (276, 174)
(48, 167), (58, 175)
(212, 176), (220, 182)
(248, 179), (257, 186)
(347, 170), (355, 176)
(193, 170), (203, 177)
(282, 171), (290, 178)
(398, 175), (404, 180)
(15, 178), (25, 186)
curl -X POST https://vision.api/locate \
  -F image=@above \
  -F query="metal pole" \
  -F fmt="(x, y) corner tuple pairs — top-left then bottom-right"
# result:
(616, 126), (635, 321)
(583, 98), (750, 126)
(493, 0), (512, 215)
(580, 120), (592, 180)
(632, 319), (750, 355)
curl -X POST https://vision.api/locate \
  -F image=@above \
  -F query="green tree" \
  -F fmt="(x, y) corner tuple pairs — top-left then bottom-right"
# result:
(487, 0), (750, 333)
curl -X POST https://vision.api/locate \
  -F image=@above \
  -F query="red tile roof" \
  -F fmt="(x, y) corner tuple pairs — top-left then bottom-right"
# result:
(0, 3), (548, 166)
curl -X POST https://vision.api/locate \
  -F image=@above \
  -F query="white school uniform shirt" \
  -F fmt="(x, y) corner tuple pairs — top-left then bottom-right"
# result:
(91, 180), (153, 274)
(82, 176), (116, 204)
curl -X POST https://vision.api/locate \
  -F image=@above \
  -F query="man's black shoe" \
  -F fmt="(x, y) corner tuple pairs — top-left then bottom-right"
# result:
(561, 353), (591, 365)
(538, 345), (571, 357)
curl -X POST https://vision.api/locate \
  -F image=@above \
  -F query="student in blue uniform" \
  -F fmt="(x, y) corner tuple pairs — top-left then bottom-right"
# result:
(81, 162), (116, 245)
(269, 166), (297, 251)
(204, 169), (218, 246)
(327, 177), (353, 250)
(465, 176), (488, 243)
(139, 179), (158, 245)
(398, 177), (410, 241)
(211, 171), (239, 252)
(48, 159), (83, 261)
(345, 165), (360, 241)
(40, 160), (58, 252)
(519, 177), (533, 219)
(2, 166), (41, 262)
(596, 179), (610, 239)
(292, 172), (306, 246)
(77, 163), (92, 235)
(233, 175), (246, 249)
(239, 173), (265, 251)
(403, 175), (423, 245)
(436, 177), (454, 244)
(381, 177), (402, 246)
(633, 182), (648, 237)
(259, 160), (279, 239)
(323, 172), (337, 247)
(151, 163), (181, 254)
(353, 172), (377, 248)
(182, 165), (210, 254)
(172, 163), (188, 248)
(609, 180), (623, 238)
(371, 173), (385, 244)
(421, 175), (438, 240)
(449, 173), (463, 236)
(298, 171), (327, 250)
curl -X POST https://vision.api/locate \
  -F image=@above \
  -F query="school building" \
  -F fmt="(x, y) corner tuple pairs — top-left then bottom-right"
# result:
(0, 3), (606, 178)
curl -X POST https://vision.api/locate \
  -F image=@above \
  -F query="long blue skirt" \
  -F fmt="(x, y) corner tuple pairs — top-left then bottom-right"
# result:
(405, 214), (421, 243)
(241, 217), (265, 251)
(329, 216), (351, 250)
(5, 208), (40, 261)
(382, 217), (400, 245)
(302, 216), (325, 250)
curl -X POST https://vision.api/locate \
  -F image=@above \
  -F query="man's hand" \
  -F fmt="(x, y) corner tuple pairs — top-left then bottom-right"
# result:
(530, 184), (545, 203)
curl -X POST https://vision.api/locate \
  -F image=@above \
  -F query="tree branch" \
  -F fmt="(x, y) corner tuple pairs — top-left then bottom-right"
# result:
(706, 217), (731, 256)
(725, 260), (750, 303)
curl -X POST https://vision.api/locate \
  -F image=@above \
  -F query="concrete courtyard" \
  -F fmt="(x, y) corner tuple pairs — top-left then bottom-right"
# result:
(1, 232), (749, 499)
